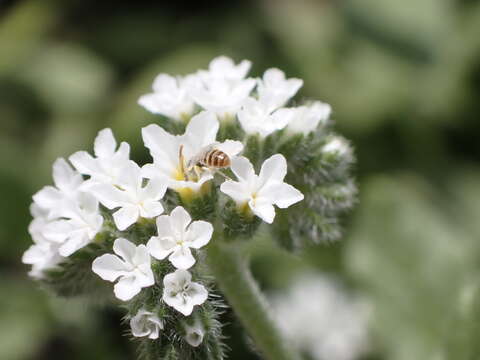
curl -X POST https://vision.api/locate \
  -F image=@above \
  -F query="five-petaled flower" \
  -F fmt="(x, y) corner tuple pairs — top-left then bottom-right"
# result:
(32, 158), (84, 219)
(184, 321), (205, 347)
(220, 154), (304, 223)
(90, 161), (167, 230)
(188, 56), (256, 118)
(41, 192), (103, 256)
(69, 128), (131, 187)
(256, 68), (303, 113)
(92, 238), (155, 301)
(130, 309), (164, 339)
(138, 74), (197, 121)
(142, 111), (243, 195)
(22, 204), (65, 278)
(238, 97), (295, 138)
(286, 101), (331, 135)
(147, 206), (213, 270)
(162, 269), (208, 316)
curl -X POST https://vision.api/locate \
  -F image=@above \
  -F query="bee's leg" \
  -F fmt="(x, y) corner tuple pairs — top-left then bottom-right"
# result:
(179, 145), (187, 178)
(216, 170), (232, 181)
(194, 165), (203, 180)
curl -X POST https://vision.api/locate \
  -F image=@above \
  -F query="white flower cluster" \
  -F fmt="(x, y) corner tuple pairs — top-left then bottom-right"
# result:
(23, 56), (325, 347)
(139, 55), (331, 137)
(271, 274), (370, 360)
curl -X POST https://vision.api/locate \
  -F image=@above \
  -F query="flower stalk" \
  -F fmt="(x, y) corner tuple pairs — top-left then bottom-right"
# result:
(206, 237), (300, 360)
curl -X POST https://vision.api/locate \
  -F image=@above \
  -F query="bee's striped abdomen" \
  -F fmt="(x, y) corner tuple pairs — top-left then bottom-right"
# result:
(203, 149), (230, 168)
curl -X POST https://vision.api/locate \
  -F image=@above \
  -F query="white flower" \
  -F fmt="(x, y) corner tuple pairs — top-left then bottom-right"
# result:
(237, 97), (295, 138)
(22, 242), (63, 278)
(142, 111), (243, 194)
(92, 238), (154, 301)
(130, 309), (164, 339)
(32, 158), (84, 219)
(271, 274), (370, 360)
(147, 206), (213, 269)
(90, 161), (167, 230)
(220, 154), (304, 223)
(286, 101), (331, 135)
(188, 56), (256, 117)
(69, 128), (130, 187)
(323, 136), (350, 156)
(41, 192), (104, 256)
(22, 205), (64, 278)
(200, 56), (252, 81)
(257, 68), (303, 112)
(162, 269), (208, 316)
(138, 74), (197, 121)
(184, 321), (205, 347)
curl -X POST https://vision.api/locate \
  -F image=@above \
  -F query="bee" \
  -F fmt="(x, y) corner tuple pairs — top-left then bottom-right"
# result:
(179, 143), (231, 180)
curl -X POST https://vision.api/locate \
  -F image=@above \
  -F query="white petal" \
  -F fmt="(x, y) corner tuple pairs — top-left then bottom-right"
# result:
(130, 312), (151, 338)
(94, 128), (117, 158)
(41, 220), (72, 243)
(52, 158), (81, 190)
(116, 161), (141, 192)
(169, 172), (214, 193)
(138, 94), (161, 114)
(249, 198), (276, 224)
(185, 221), (213, 249)
(155, 214), (175, 239)
(230, 78), (256, 101)
(141, 177), (167, 201)
(170, 206), (192, 233)
(258, 154), (287, 186)
(230, 156), (255, 183)
(113, 141), (130, 161)
(77, 192), (99, 214)
(69, 151), (100, 176)
(185, 325), (204, 347)
(165, 269), (191, 288)
(152, 73), (177, 92)
(133, 267), (155, 288)
(271, 108), (295, 129)
(164, 294), (194, 316)
(33, 186), (62, 210)
(142, 124), (179, 168)
(220, 180), (251, 204)
(187, 282), (208, 306)
(140, 200), (164, 218)
(147, 236), (176, 260)
(89, 184), (128, 209)
(132, 244), (151, 266)
(92, 254), (129, 282)
(260, 183), (304, 208)
(113, 238), (138, 264)
(114, 276), (141, 301)
(169, 246), (195, 269)
(22, 244), (50, 264)
(58, 232), (90, 257)
(216, 140), (244, 157)
(183, 111), (219, 153)
(130, 310), (163, 339)
(113, 205), (139, 230)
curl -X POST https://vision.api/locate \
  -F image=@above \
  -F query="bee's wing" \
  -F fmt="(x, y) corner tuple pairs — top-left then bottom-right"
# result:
(215, 140), (243, 157)
(187, 143), (216, 168)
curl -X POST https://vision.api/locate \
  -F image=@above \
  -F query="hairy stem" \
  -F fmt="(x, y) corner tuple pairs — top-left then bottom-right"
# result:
(206, 239), (300, 360)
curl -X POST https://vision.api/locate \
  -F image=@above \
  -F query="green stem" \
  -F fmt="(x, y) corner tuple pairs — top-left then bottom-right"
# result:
(206, 239), (300, 360)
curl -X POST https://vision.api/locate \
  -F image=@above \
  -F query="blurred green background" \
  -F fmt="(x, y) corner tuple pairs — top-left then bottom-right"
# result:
(1, 0), (480, 359)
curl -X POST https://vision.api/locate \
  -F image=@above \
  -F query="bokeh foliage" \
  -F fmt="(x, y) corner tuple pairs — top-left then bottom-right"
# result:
(1, 0), (480, 359)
